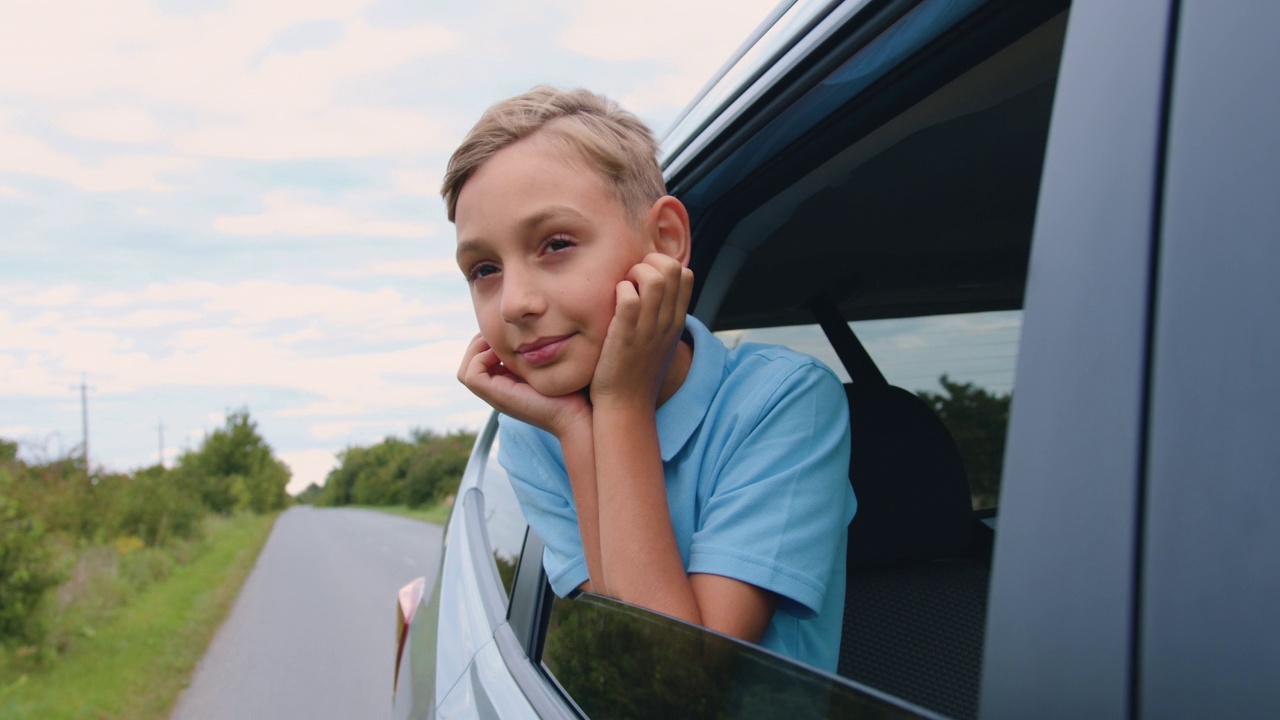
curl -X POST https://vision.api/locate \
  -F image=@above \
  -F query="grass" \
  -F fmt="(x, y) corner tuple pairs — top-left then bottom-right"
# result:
(0, 512), (278, 720)
(360, 501), (454, 527)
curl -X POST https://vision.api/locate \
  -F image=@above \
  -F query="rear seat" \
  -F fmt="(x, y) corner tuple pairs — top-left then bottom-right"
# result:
(838, 380), (990, 720)
(808, 294), (990, 719)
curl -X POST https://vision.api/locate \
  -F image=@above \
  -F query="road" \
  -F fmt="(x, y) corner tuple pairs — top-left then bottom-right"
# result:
(171, 506), (443, 720)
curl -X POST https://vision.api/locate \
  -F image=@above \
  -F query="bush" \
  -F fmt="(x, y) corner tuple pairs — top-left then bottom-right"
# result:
(317, 428), (476, 508)
(114, 467), (205, 547)
(0, 492), (64, 646)
(177, 409), (289, 515)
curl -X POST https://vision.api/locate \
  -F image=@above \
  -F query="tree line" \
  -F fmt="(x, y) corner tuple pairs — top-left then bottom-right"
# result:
(0, 409), (289, 652)
(306, 428), (477, 509)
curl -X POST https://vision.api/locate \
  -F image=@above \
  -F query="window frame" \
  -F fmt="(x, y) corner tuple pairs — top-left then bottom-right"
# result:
(537, 591), (943, 720)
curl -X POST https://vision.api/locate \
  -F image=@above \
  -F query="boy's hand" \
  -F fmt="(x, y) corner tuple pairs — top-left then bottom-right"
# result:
(591, 253), (694, 407)
(458, 334), (590, 438)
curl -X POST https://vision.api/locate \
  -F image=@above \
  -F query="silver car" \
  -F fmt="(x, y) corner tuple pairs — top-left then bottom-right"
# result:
(394, 0), (1280, 717)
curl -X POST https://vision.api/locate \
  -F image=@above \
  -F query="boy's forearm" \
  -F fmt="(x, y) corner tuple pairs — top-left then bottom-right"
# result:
(590, 398), (701, 623)
(558, 419), (604, 592)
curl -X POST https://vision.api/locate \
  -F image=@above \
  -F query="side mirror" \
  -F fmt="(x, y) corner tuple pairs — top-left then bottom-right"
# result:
(394, 576), (426, 695)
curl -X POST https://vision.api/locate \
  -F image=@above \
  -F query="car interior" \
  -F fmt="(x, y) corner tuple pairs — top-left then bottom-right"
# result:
(670, 2), (1072, 718)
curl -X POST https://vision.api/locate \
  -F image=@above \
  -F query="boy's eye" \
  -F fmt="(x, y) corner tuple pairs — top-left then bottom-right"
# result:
(468, 263), (499, 282)
(544, 235), (574, 253)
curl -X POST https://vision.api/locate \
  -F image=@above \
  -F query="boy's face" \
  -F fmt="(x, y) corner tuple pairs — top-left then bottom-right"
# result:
(454, 130), (653, 397)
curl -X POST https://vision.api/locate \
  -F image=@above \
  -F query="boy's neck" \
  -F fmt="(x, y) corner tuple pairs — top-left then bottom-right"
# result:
(656, 338), (694, 408)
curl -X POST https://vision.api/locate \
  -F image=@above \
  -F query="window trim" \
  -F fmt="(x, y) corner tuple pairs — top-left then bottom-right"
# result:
(537, 591), (945, 719)
(462, 487), (506, 629)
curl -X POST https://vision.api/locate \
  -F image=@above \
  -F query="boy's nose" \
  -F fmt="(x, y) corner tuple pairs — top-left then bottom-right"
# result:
(499, 269), (546, 323)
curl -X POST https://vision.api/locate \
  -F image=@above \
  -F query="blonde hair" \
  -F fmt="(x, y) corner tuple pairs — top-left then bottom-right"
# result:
(441, 86), (666, 224)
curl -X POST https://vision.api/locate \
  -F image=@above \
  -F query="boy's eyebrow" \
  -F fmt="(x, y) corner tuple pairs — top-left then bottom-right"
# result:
(456, 205), (590, 260)
(519, 205), (589, 231)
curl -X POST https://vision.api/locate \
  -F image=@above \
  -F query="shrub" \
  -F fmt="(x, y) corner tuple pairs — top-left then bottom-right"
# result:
(0, 493), (64, 646)
(115, 467), (205, 547)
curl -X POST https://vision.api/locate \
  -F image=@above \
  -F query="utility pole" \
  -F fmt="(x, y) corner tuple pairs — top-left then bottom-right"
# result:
(158, 420), (165, 468)
(70, 372), (92, 473)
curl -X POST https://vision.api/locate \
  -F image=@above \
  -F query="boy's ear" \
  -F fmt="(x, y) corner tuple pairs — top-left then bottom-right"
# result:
(646, 195), (692, 266)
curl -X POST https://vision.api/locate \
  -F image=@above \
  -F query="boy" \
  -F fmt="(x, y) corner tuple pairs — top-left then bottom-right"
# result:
(445, 87), (855, 672)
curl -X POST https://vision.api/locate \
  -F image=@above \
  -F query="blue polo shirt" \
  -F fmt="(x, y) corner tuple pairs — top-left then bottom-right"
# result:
(498, 315), (855, 672)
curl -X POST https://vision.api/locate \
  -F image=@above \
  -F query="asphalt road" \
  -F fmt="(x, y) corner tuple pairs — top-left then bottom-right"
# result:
(171, 506), (443, 720)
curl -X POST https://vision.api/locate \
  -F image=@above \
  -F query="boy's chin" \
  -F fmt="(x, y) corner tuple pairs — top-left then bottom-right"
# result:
(529, 377), (590, 398)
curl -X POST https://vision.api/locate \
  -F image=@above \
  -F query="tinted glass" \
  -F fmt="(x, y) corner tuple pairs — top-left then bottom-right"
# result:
(542, 593), (929, 719)
(480, 435), (527, 600)
(723, 310), (1018, 509)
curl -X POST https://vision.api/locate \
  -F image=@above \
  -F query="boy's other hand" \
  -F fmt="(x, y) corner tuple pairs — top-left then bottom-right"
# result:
(591, 253), (694, 407)
(458, 333), (591, 438)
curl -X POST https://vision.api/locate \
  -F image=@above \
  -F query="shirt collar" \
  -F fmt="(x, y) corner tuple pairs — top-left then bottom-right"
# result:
(656, 315), (725, 462)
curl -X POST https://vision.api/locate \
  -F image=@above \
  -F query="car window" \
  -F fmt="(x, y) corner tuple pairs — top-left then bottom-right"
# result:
(540, 593), (929, 719)
(721, 310), (1018, 510)
(480, 434), (528, 601)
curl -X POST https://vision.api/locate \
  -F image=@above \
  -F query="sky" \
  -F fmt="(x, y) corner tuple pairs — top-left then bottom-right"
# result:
(0, 0), (783, 494)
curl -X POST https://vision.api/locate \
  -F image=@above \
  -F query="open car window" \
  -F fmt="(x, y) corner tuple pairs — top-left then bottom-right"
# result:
(540, 592), (938, 719)
(722, 309), (1019, 510)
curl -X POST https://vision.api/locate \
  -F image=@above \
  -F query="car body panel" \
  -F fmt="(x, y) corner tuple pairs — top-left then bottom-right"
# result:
(978, 1), (1176, 717)
(1139, 1), (1280, 715)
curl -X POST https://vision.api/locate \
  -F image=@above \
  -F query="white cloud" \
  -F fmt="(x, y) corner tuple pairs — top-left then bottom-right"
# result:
(97, 309), (205, 329)
(0, 2), (461, 116)
(392, 168), (440, 197)
(57, 107), (162, 144)
(278, 448), (338, 495)
(0, 117), (193, 192)
(339, 258), (461, 279)
(0, 281), (476, 425)
(0, 184), (20, 197)
(175, 108), (459, 161)
(14, 285), (79, 307)
(214, 192), (435, 238)
(307, 420), (374, 440)
(557, 0), (779, 111)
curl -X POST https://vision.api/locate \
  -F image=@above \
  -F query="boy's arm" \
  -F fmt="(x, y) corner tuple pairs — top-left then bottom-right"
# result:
(556, 420), (604, 593)
(592, 393), (777, 641)
(587, 253), (776, 643)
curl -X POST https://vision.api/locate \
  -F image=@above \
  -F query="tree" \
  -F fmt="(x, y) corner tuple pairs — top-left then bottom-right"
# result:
(917, 375), (1011, 507)
(316, 428), (477, 508)
(177, 408), (289, 514)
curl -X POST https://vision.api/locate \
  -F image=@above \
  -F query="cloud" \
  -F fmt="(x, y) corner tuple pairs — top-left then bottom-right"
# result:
(392, 168), (440, 197)
(278, 448), (339, 494)
(0, 117), (193, 192)
(97, 309), (206, 329)
(307, 420), (375, 440)
(0, 2), (462, 116)
(56, 107), (162, 144)
(338, 258), (461, 279)
(557, 0), (780, 111)
(0, 184), (20, 197)
(213, 192), (435, 238)
(14, 285), (79, 307)
(175, 108), (460, 161)
(0, 281), (476, 425)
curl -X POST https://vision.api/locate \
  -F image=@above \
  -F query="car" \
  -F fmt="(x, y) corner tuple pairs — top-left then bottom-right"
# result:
(393, 0), (1280, 717)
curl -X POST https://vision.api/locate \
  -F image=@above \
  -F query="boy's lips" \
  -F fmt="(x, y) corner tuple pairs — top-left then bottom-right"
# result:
(515, 334), (574, 366)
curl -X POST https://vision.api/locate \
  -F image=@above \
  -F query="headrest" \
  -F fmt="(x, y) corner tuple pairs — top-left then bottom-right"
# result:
(845, 382), (973, 569)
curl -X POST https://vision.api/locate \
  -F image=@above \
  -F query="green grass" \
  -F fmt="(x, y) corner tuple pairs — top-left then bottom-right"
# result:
(361, 501), (454, 526)
(0, 513), (277, 720)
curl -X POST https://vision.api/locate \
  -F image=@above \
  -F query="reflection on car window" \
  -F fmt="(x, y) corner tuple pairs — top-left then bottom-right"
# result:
(720, 310), (1019, 509)
(481, 435), (528, 600)
(542, 593), (926, 719)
